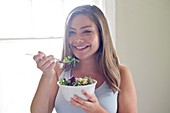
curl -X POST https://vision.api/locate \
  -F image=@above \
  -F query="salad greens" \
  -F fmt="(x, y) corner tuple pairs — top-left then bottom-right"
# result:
(59, 76), (95, 86)
(59, 56), (94, 86)
(63, 56), (79, 67)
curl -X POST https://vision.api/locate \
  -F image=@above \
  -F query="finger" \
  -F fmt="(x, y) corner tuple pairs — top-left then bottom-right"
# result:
(42, 62), (56, 76)
(37, 51), (46, 59)
(70, 97), (86, 109)
(38, 51), (44, 54)
(82, 90), (96, 102)
(71, 95), (90, 111)
(47, 62), (56, 70)
(37, 55), (54, 68)
(33, 52), (46, 62)
(41, 58), (55, 71)
(33, 55), (41, 62)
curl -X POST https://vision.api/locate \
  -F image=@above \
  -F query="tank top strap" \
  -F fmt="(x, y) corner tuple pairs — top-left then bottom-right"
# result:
(59, 68), (71, 78)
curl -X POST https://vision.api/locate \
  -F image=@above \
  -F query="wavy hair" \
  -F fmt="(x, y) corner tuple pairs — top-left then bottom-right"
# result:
(61, 5), (120, 92)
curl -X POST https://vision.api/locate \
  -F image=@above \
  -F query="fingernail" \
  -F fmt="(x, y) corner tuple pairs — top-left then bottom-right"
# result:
(82, 90), (85, 93)
(73, 95), (77, 99)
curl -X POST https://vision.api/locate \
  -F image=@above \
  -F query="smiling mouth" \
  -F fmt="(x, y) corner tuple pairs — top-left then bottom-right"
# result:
(73, 45), (90, 50)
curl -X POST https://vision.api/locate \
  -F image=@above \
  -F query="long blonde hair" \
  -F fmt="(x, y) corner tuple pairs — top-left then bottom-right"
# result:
(61, 5), (120, 92)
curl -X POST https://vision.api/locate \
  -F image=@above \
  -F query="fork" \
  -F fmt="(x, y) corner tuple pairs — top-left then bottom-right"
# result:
(25, 53), (67, 64)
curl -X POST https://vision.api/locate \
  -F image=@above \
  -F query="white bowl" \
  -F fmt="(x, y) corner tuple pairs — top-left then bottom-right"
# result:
(57, 80), (97, 101)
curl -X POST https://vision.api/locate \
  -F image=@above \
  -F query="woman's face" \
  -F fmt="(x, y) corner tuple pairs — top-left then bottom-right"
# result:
(68, 15), (100, 60)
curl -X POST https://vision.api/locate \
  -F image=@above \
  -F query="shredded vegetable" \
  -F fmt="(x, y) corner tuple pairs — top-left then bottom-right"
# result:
(59, 76), (95, 86)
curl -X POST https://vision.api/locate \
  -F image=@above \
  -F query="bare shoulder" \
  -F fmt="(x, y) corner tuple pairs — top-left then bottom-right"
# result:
(119, 65), (134, 86)
(119, 64), (135, 92)
(119, 65), (130, 76)
(118, 64), (137, 113)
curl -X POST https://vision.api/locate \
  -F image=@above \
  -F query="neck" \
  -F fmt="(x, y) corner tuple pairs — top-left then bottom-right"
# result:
(75, 57), (99, 73)
(72, 56), (105, 81)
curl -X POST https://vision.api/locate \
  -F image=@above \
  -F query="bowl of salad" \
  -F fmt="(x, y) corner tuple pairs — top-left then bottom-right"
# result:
(57, 76), (97, 101)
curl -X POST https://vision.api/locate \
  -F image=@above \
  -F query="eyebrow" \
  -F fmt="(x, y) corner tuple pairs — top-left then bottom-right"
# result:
(70, 25), (92, 30)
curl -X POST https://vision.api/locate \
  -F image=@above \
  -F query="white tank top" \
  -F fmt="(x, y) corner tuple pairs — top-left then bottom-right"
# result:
(55, 69), (118, 113)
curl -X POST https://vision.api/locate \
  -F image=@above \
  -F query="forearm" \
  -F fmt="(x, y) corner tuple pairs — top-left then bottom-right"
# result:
(95, 106), (109, 113)
(30, 74), (54, 113)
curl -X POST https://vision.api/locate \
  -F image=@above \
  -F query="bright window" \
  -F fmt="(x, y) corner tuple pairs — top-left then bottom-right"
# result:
(0, 0), (103, 38)
(0, 0), (103, 113)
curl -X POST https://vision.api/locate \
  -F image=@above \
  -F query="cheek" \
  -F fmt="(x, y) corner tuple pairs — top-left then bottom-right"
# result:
(68, 38), (73, 45)
(93, 36), (100, 46)
(68, 38), (74, 51)
(94, 37), (100, 50)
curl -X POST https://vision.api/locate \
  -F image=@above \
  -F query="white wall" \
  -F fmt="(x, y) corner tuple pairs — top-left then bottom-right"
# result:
(103, 0), (116, 46)
(115, 0), (170, 113)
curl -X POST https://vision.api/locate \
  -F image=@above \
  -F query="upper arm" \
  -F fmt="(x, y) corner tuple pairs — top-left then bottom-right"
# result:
(117, 65), (137, 113)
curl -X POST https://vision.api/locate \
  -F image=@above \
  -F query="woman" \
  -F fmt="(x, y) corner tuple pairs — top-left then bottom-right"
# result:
(31, 5), (137, 113)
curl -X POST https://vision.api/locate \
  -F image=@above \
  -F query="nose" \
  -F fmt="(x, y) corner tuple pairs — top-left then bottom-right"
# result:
(73, 33), (84, 43)
(75, 39), (84, 44)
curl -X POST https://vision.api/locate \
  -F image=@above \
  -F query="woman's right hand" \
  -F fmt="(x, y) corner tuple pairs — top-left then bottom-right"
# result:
(33, 51), (56, 76)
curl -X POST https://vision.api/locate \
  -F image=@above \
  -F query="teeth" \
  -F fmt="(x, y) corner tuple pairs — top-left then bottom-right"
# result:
(76, 46), (87, 49)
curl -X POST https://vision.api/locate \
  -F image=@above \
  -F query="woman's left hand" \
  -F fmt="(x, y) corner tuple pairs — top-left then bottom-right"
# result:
(70, 90), (106, 113)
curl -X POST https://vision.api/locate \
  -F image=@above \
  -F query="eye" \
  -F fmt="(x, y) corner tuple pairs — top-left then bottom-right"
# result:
(83, 30), (92, 34)
(69, 31), (76, 37)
